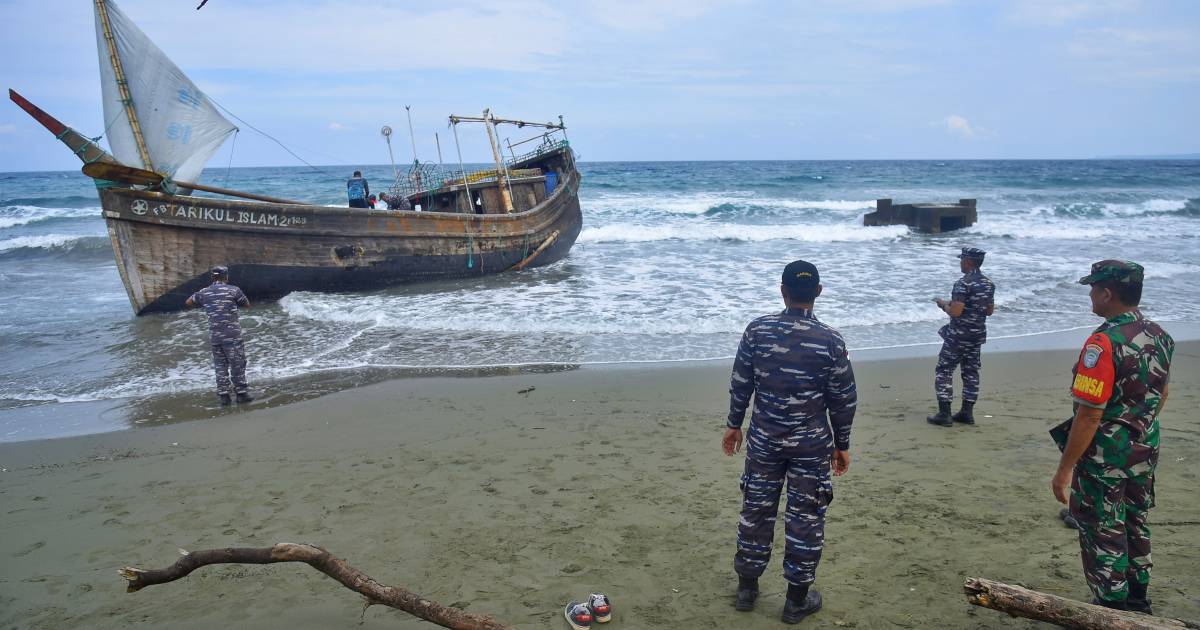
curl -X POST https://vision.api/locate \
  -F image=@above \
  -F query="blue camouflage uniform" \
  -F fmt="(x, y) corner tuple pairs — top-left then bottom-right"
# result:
(935, 250), (995, 404)
(189, 281), (250, 397)
(728, 307), (858, 586)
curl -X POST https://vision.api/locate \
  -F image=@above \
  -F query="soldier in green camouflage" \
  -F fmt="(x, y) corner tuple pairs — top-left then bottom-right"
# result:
(1050, 260), (1173, 613)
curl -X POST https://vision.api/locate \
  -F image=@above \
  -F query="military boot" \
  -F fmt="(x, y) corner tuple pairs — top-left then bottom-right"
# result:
(1127, 582), (1153, 615)
(952, 401), (976, 425)
(734, 576), (758, 612)
(781, 584), (822, 624)
(1092, 598), (1129, 611)
(219, 394), (232, 406)
(236, 392), (255, 404)
(927, 400), (953, 426)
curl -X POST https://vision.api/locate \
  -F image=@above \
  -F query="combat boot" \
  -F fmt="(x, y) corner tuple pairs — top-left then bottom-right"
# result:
(734, 576), (758, 612)
(952, 401), (976, 425)
(927, 400), (953, 426)
(1092, 598), (1129, 611)
(219, 394), (232, 406)
(781, 584), (822, 624)
(236, 392), (255, 404)
(1127, 583), (1153, 615)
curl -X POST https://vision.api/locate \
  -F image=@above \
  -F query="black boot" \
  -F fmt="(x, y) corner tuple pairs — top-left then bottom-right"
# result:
(782, 584), (822, 624)
(927, 400), (953, 426)
(1092, 597), (1129, 611)
(1127, 582), (1153, 614)
(952, 401), (976, 425)
(236, 392), (255, 404)
(218, 394), (232, 406)
(734, 576), (758, 612)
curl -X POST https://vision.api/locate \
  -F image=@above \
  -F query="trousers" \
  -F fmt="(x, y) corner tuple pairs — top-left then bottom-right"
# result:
(934, 338), (982, 403)
(735, 444), (833, 585)
(211, 338), (248, 396)
(1069, 467), (1155, 602)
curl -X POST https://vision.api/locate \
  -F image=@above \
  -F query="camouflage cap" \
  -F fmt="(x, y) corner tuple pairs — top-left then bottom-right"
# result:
(211, 265), (229, 277)
(1078, 259), (1144, 285)
(782, 259), (820, 289)
(957, 247), (986, 260)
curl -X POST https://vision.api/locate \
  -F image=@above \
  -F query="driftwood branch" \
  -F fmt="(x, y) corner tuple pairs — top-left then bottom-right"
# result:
(964, 577), (1199, 629)
(119, 543), (513, 630)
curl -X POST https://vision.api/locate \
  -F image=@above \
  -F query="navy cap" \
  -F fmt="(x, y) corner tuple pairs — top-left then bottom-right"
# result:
(211, 265), (229, 277)
(958, 247), (986, 261)
(1078, 259), (1143, 285)
(782, 260), (820, 289)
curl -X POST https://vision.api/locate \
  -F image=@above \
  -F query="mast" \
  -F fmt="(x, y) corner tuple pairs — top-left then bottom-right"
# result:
(482, 109), (514, 213)
(94, 0), (153, 172)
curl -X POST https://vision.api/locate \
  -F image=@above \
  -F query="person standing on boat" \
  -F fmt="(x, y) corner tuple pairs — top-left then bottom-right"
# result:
(347, 170), (370, 208)
(185, 266), (254, 406)
(723, 260), (857, 624)
(927, 247), (995, 427)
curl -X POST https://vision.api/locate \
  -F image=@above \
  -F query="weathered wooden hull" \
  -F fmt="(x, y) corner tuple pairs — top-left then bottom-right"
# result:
(101, 163), (582, 314)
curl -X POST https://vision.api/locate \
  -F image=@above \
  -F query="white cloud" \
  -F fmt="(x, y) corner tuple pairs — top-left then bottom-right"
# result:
(943, 115), (975, 139)
(0, 124), (17, 135)
(328, 122), (353, 132)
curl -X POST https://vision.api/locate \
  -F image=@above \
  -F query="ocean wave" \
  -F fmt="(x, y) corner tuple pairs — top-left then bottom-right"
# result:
(0, 205), (102, 229)
(1036, 198), (1198, 219)
(578, 223), (907, 244)
(584, 193), (875, 216)
(0, 195), (100, 209)
(0, 234), (112, 260)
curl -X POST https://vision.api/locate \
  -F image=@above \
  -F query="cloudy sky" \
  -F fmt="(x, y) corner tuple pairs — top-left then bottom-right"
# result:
(1, 0), (1198, 171)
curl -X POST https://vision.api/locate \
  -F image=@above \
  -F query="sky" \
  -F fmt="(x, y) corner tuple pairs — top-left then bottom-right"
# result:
(1, 0), (1198, 171)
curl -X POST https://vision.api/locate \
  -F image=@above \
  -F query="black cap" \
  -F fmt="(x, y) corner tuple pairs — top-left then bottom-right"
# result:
(211, 265), (229, 277)
(782, 260), (820, 289)
(958, 247), (986, 260)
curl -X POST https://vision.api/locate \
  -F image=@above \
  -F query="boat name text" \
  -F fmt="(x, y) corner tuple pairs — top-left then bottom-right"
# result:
(130, 199), (307, 227)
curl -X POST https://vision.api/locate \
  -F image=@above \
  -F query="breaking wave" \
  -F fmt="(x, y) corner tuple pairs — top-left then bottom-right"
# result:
(578, 222), (907, 243)
(0, 234), (112, 261)
(0, 205), (102, 229)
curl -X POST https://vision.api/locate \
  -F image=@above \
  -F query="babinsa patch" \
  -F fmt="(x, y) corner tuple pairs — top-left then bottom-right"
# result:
(1083, 343), (1103, 369)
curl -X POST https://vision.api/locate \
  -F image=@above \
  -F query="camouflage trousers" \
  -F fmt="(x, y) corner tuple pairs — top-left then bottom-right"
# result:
(735, 446), (833, 586)
(1069, 467), (1155, 602)
(211, 338), (248, 396)
(934, 338), (982, 403)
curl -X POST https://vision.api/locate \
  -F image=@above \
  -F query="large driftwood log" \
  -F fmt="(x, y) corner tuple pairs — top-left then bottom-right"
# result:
(964, 577), (1199, 630)
(119, 543), (513, 630)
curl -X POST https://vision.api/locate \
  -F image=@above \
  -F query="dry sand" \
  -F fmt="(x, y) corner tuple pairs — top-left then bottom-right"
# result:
(1, 342), (1198, 628)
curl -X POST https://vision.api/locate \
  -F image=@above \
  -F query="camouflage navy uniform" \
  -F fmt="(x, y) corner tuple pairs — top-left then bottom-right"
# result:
(728, 307), (858, 586)
(189, 280), (251, 397)
(934, 249), (995, 404)
(1053, 261), (1173, 605)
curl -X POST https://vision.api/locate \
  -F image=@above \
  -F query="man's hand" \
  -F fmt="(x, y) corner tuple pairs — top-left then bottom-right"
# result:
(933, 298), (946, 309)
(722, 427), (743, 456)
(1051, 467), (1073, 504)
(832, 450), (850, 476)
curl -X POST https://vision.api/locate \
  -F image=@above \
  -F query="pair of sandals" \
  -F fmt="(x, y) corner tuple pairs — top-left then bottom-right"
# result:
(564, 593), (612, 629)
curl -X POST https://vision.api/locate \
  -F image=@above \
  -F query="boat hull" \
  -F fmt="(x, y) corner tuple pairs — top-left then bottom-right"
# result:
(100, 167), (582, 314)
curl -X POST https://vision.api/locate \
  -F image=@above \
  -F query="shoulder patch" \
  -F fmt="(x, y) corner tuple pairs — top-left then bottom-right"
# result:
(1083, 343), (1103, 369)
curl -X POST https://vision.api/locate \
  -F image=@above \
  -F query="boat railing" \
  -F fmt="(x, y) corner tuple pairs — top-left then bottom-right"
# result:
(507, 138), (570, 167)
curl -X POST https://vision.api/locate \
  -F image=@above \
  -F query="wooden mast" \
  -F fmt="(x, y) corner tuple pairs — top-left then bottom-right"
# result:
(482, 109), (514, 213)
(95, 0), (154, 172)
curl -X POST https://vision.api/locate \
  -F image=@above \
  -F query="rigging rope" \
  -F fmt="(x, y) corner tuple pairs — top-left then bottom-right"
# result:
(207, 95), (340, 179)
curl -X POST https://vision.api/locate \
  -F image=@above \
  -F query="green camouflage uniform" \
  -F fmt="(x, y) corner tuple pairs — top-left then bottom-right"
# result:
(1053, 261), (1173, 604)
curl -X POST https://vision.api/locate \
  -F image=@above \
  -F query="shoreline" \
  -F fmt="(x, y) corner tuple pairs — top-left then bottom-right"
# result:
(5, 320), (1199, 445)
(1, 341), (1197, 628)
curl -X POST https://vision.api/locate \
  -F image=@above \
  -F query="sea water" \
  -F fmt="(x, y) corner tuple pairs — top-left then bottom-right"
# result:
(1, 160), (1197, 440)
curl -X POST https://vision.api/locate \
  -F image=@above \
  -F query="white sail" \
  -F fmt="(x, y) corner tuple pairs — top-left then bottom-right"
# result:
(94, 0), (236, 184)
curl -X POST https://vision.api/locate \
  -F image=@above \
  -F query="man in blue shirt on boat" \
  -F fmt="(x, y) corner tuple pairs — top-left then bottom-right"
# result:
(928, 247), (996, 427)
(186, 266), (253, 406)
(723, 259), (857, 624)
(347, 170), (370, 208)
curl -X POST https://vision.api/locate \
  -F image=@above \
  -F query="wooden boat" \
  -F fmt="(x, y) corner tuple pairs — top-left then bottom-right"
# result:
(10, 0), (582, 315)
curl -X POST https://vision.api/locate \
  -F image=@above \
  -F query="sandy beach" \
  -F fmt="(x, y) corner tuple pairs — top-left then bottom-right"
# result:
(1, 341), (1197, 629)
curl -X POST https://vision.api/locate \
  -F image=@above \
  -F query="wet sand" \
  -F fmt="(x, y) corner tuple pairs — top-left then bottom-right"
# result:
(1, 342), (1198, 628)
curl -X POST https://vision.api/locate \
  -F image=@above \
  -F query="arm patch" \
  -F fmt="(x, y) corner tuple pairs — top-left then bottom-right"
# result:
(1072, 333), (1114, 406)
